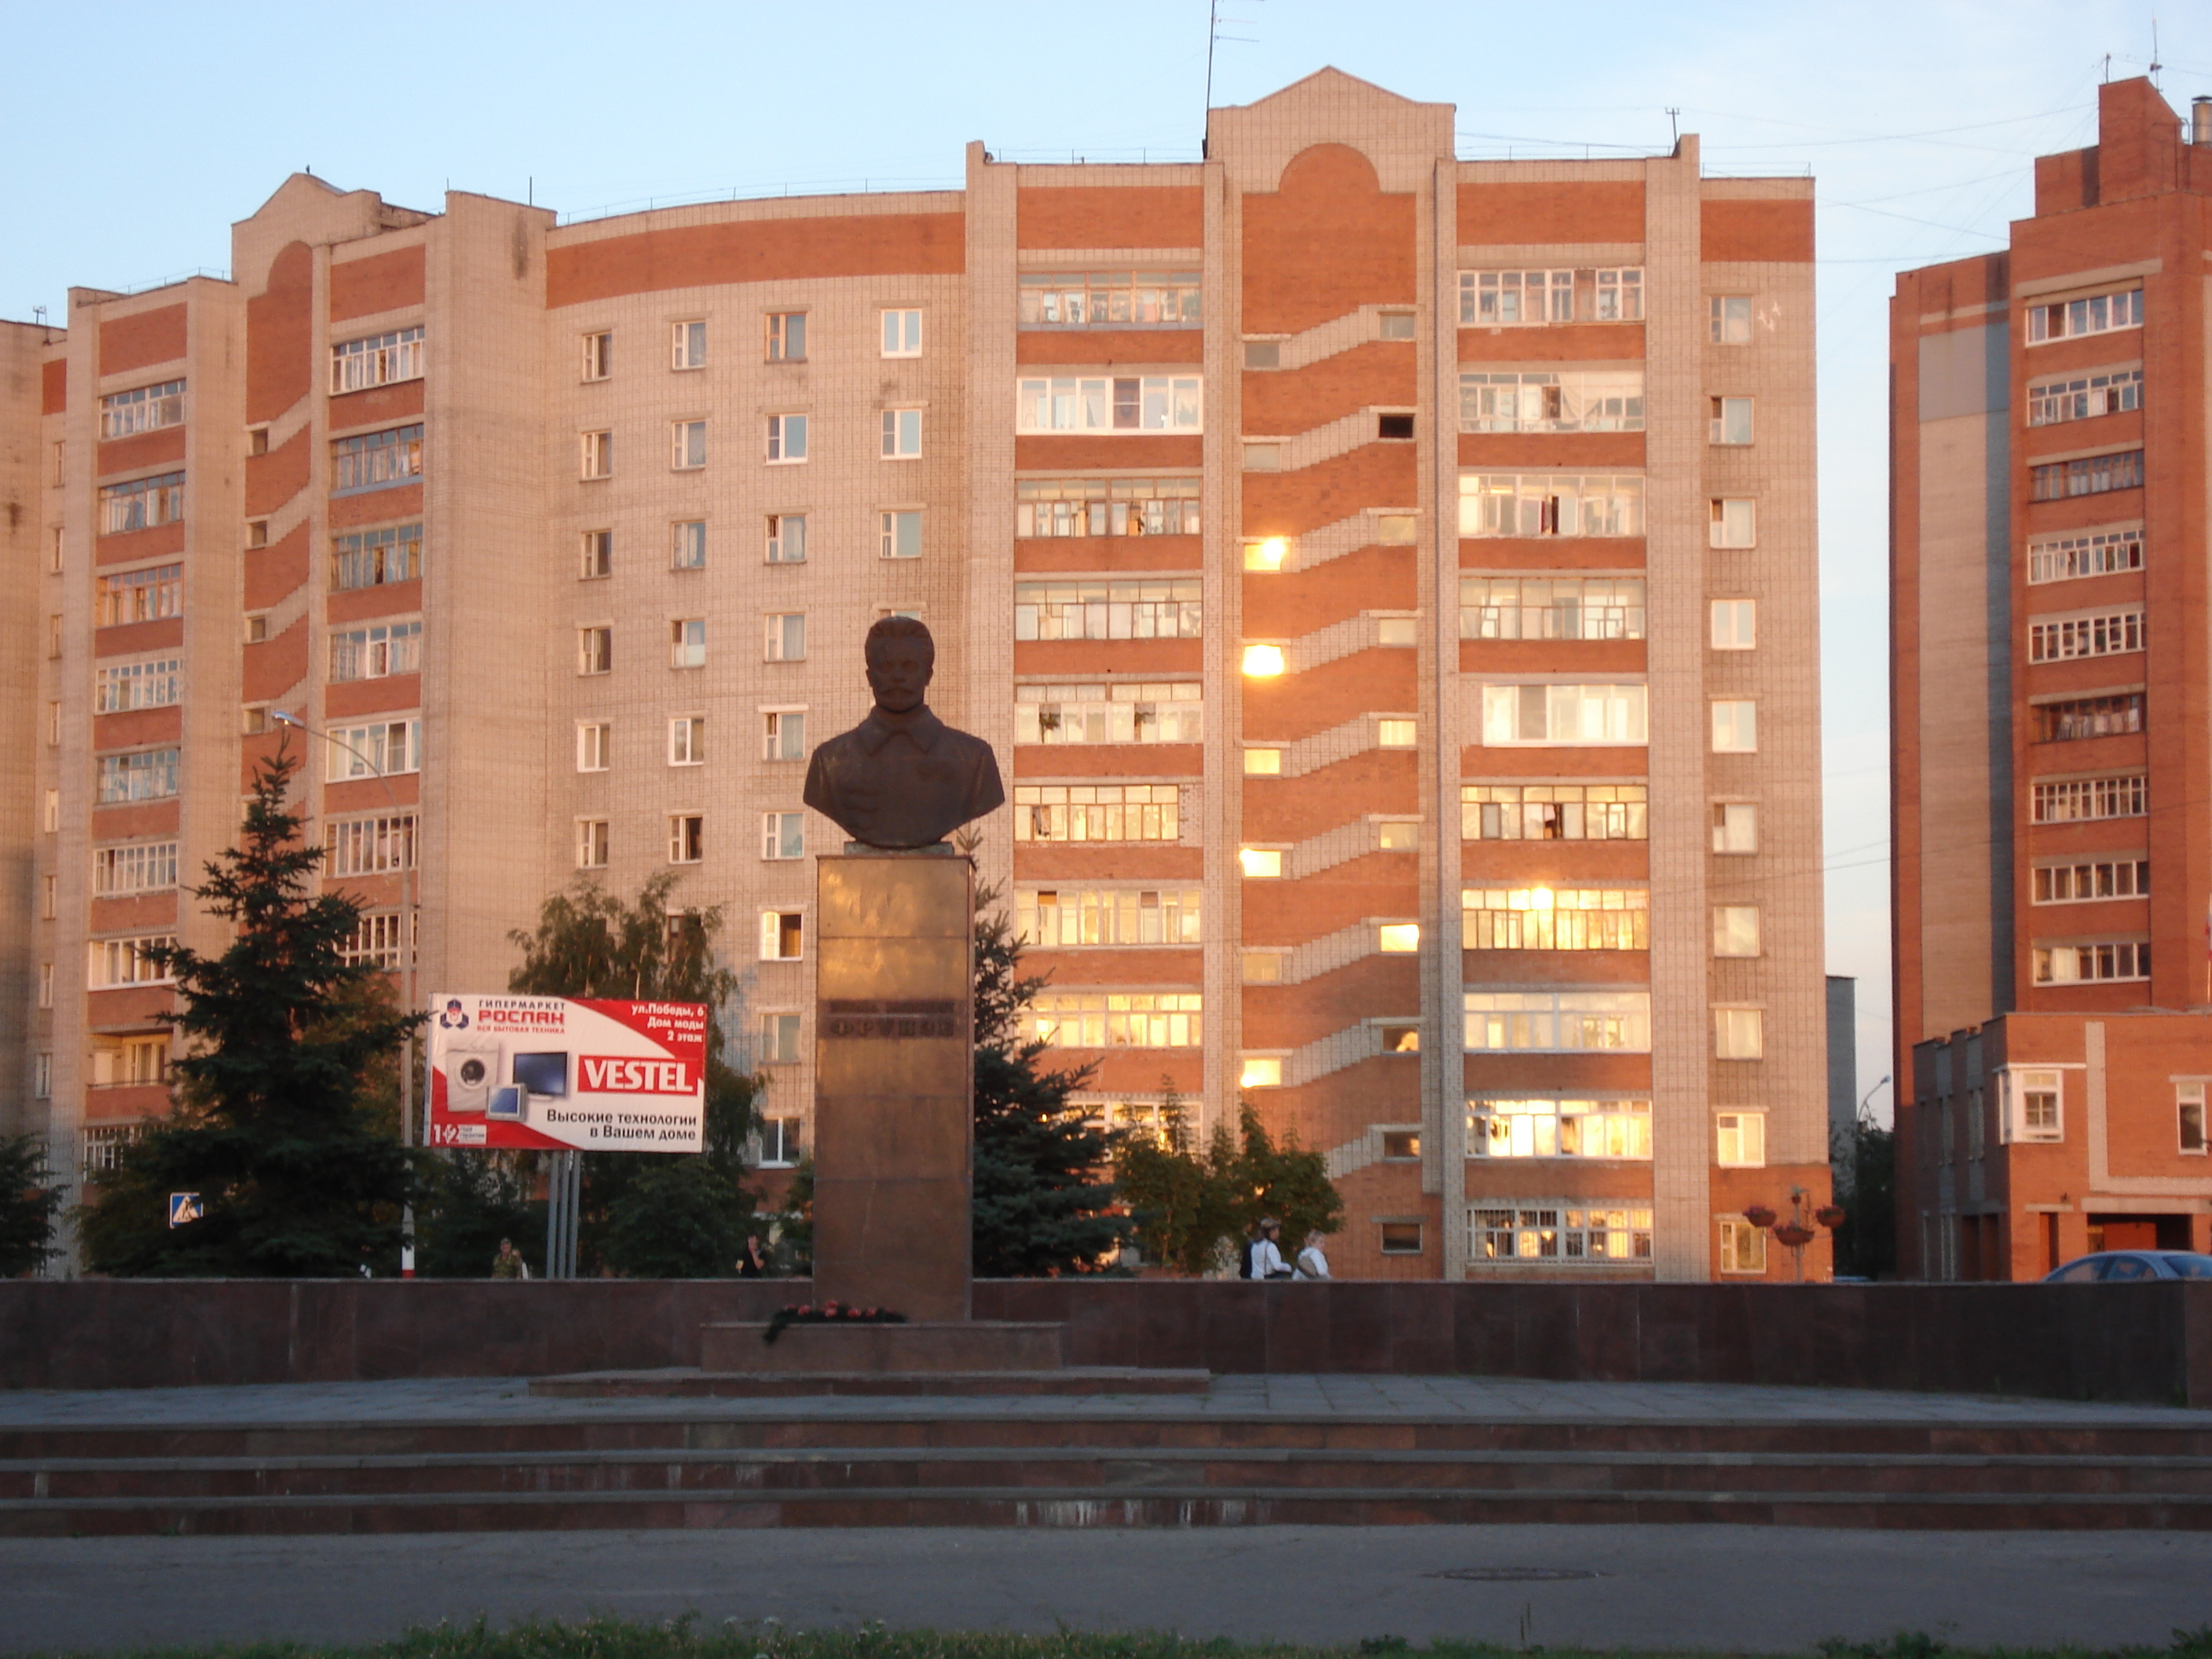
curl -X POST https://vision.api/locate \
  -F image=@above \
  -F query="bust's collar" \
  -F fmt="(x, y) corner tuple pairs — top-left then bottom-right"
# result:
(856, 703), (943, 754)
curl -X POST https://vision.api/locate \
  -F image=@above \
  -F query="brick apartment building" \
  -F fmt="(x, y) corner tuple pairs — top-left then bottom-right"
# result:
(0, 68), (1828, 1280)
(1892, 79), (2212, 1280)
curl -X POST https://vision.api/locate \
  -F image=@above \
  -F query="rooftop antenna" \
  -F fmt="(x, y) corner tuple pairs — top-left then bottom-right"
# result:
(1666, 107), (1680, 148)
(2148, 19), (2162, 88)
(1203, 0), (1260, 156)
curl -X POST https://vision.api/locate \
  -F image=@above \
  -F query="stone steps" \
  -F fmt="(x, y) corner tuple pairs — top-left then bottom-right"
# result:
(4, 1413), (2212, 1534)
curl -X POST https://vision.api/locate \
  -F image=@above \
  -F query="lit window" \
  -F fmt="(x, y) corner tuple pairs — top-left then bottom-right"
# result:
(1465, 992), (1650, 1053)
(1244, 537), (1288, 571)
(1017, 888), (1201, 947)
(1469, 1099), (1650, 1160)
(1243, 952), (1283, 983)
(1240, 848), (1283, 879)
(1470, 1204), (1649, 1263)
(1711, 701), (1758, 753)
(1713, 1007), (1763, 1060)
(1240, 1056), (1284, 1089)
(1244, 748), (1283, 775)
(1711, 599), (1756, 650)
(1712, 802), (1757, 854)
(1708, 498), (1756, 548)
(1463, 783), (1646, 842)
(1378, 719), (1417, 747)
(760, 910), (804, 961)
(881, 309), (922, 357)
(1378, 924), (1420, 953)
(1458, 473), (1643, 538)
(1015, 375), (1203, 433)
(1712, 906), (1761, 958)
(1482, 685), (1646, 746)
(1716, 1111), (1766, 1167)
(1719, 1218), (1767, 1273)
(671, 320), (706, 370)
(1014, 783), (1181, 844)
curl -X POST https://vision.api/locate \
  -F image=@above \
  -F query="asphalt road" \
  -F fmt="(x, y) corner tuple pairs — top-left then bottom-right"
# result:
(5, 1525), (2209, 1654)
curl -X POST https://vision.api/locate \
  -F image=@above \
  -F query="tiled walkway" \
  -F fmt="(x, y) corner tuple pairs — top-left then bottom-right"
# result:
(3, 1372), (2207, 1426)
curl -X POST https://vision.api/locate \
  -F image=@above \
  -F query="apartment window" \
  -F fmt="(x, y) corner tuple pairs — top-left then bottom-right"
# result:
(1244, 748), (1282, 776)
(1014, 783), (1180, 843)
(1458, 371), (1645, 434)
(760, 909), (803, 959)
(577, 627), (612, 675)
(93, 840), (179, 895)
(760, 1013), (802, 1064)
(44, 789), (59, 833)
(332, 523), (422, 590)
(42, 874), (55, 919)
(1710, 295), (1753, 344)
(1471, 1203), (1652, 1264)
(89, 934), (176, 989)
(879, 509), (921, 560)
(46, 700), (60, 745)
(1458, 474), (1643, 537)
(672, 521), (706, 569)
(329, 621), (423, 683)
(1707, 498), (1758, 549)
(2025, 287), (2143, 344)
(99, 379), (185, 438)
(1240, 1057), (1284, 1089)
(580, 430), (613, 478)
(2031, 775), (2144, 823)
(1459, 268), (1641, 325)
(326, 719), (419, 780)
(1463, 991), (1650, 1053)
(1016, 579), (1202, 641)
(1460, 783), (1646, 843)
(576, 722), (610, 772)
(37, 964), (53, 1010)
(2034, 694), (2142, 742)
(95, 563), (183, 627)
(1459, 576), (1643, 641)
(49, 527), (63, 573)
(763, 709), (806, 760)
(1469, 1099), (1651, 1160)
(751, 1115), (803, 1167)
(881, 408), (921, 458)
(2030, 526), (2142, 584)
(1712, 906), (1762, 958)
(882, 309), (923, 356)
(1716, 1114), (1768, 1168)
(766, 414), (807, 462)
(2179, 1085), (2206, 1155)
(1709, 397), (1754, 445)
(580, 330), (613, 380)
(1481, 683), (1649, 746)
(332, 425), (423, 493)
(2033, 940), (2149, 984)
(762, 811), (804, 861)
(337, 911), (413, 969)
(2031, 451), (2144, 502)
(670, 419), (707, 470)
(96, 655), (181, 713)
(1378, 310), (1416, 339)
(1711, 701), (1758, 753)
(580, 529), (613, 579)
(764, 312), (806, 362)
(1719, 1218), (1767, 1274)
(242, 704), (273, 737)
(650, 716), (703, 771)
(2030, 608), (2142, 663)
(99, 472), (185, 534)
(324, 815), (416, 877)
(576, 819), (609, 870)
(1017, 888), (1201, 947)
(1014, 682), (1202, 745)
(1243, 339), (1281, 369)
(1714, 1007), (1763, 1060)
(47, 614), (60, 657)
(766, 514), (807, 564)
(761, 613), (805, 663)
(1710, 599), (1758, 650)
(2033, 858), (2148, 904)
(2008, 1069), (2064, 1141)
(1463, 888), (1648, 950)
(1712, 802), (1758, 854)
(671, 320), (707, 370)
(1239, 848), (1284, 879)
(1025, 991), (1203, 1049)
(244, 613), (268, 644)
(1018, 271), (1201, 328)
(97, 748), (180, 804)
(668, 815), (705, 865)
(2027, 367), (2141, 427)
(247, 516), (269, 544)
(1015, 375), (1203, 433)
(330, 327), (424, 394)
(1016, 476), (1202, 539)
(1377, 412), (1415, 441)
(1378, 718), (1417, 747)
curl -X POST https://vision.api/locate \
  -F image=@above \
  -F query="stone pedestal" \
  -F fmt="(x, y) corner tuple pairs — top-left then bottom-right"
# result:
(812, 851), (973, 1322)
(699, 1320), (1062, 1374)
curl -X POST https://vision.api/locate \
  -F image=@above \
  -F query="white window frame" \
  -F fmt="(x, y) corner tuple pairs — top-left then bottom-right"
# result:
(670, 319), (707, 370)
(1719, 1218), (1767, 1273)
(758, 1013), (804, 1066)
(766, 413), (808, 463)
(577, 626), (612, 676)
(767, 513), (807, 564)
(580, 528), (613, 579)
(1481, 684), (1649, 748)
(576, 722), (610, 772)
(1716, 1111), (1767, 1168)
(764, 311), (806, 363)
(881, 309), (922, 357)
(1711, 599), (1756, 650)
(764, 613), (805, 662)
(2179, 1083), (2207, 1156)
(580, 330), (613, 381)
(1712, 906), (1762, 958)
(2001, 1066), (2067, 1144)
(762, 708), (806, 761)
(1710, 295), (1753, 345)
(760, 909), (805, 961)
(1711, 701), (1758, 754)
(881, 407), (922, 459)
(576, 819), (610, 870)
(329, 327), (424, 395)
(672, 520), (706, 569)
(325, 718), (420, 782)
(669, 419), (707, 471)
(668, 813), (705, 865)
(761, 811), (805, 861)
(1713, 1006), (1764, 1060)
(1709, 396), (1754, 445)
(1709, 498), (1756, 549)
(580, 430), (613, 479)
(879, 508), (921, 560)
(1014, 375), (1203, 434)
(667, 715), (705, 767)
(670, 618), (706, 669)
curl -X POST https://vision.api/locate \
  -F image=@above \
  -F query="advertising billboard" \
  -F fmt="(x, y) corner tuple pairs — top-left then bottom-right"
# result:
(426, 994), (707, 1153)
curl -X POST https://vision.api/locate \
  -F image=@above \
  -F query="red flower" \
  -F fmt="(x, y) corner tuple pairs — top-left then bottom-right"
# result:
(1741, 1205), (1778, 1229)
(1774, 1224), (1815, 1248)
(1815, 1205), (1848, 1230)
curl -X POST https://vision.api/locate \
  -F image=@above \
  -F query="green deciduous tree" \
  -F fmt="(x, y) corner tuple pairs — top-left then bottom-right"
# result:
(0, 1135), (66, 1278)
(1117, 1094), (1342, 1276)
(79, 746), (423, 1277)
(1832, 1115), (1896, 1280)
(415, 1151), (541, 1278)
(966, 837), (1133, 1277)
(501, 871), (760, 1274)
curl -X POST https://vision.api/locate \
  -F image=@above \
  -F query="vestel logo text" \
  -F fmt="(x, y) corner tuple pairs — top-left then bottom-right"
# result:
(579, 1056), (696, 1095)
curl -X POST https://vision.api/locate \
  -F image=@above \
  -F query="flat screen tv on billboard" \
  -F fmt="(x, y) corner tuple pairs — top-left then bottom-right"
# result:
(427, 995), (708, 1153)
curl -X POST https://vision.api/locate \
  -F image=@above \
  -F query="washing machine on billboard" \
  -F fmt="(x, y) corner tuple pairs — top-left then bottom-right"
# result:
(441, 1031), (504, 1114)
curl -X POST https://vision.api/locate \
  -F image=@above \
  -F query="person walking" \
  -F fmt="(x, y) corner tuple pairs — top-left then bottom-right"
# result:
(1293, 1229), (1331, 1280)
(491, 1238), (526, 1280)
(1251, 1218), (1294, 1280)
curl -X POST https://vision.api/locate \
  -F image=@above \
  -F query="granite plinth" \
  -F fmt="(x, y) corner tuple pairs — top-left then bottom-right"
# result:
(528, 1364), (1212, 1397)
(812, 855), (973, 1323)
(698, 1320), (1064, 1375)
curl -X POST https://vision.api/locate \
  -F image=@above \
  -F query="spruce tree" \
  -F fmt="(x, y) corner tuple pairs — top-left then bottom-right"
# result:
(966, 841), (1133, 1276)
(0, 1135), (65, 1278)
(80, 747), (423, 1276)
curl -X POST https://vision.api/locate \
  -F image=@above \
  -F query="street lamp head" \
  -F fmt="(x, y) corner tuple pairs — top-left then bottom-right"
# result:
(272, 710), (304, 729)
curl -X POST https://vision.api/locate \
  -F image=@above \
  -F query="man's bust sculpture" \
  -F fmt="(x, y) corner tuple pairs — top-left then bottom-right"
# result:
(804, 616), (1005, 850)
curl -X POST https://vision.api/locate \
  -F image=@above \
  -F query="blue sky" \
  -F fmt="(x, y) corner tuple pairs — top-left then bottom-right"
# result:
(6, 0), (2209, 1119)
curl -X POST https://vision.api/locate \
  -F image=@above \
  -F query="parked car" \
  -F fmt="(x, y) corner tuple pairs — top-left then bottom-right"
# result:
(2042, 1251), (2212, 1282)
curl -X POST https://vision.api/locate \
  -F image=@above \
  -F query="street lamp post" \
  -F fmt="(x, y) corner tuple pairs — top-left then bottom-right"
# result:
(272, 712), (419, 1276)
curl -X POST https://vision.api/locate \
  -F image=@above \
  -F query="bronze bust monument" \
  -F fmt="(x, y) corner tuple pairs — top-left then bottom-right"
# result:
(803, 616), (1005, 850)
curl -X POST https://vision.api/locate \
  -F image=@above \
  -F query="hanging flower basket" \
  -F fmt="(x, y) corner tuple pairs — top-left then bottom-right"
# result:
(1741, 1205), (1778, 1229)
(1815, 1204), (1848, 1230)
(1774, 1223), (1816, 1249)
